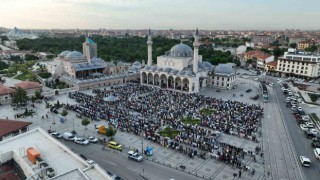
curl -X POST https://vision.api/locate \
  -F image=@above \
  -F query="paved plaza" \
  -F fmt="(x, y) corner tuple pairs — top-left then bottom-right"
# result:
(0, 76), (306, 180)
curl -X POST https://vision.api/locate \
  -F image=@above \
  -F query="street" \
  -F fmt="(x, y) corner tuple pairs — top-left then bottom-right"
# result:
(61, 140), (203, 180)
(269, 77), (320, 180)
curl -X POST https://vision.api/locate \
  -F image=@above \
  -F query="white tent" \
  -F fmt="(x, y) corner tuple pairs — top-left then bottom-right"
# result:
(104, 95), (119, 102)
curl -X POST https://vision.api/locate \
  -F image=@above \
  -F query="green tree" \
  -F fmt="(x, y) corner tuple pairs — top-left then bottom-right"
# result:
(105, 126), (117, 137)
(34, 90), (41, 99)
(290, 43), (297, 48)
(31, 96), (36, 103)
(273, 47), (282, 59)
(305, 45), (318, 52)
(81, 117), (90, 130)
(11, 87), (28, 106)
(61, 109), (68, 120)
(25, 54), (39, 61)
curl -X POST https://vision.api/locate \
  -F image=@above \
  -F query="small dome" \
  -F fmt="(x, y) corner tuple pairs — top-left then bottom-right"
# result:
(185, 71), (194, 76)
(214, 64), (234, 74)
(144, 66), (151, 70)
(163, 68), (172, 72)
(151, 66), (158, 71)
(59, 50), (71, 57)
(170, 69), (179, 74)
(66, 51), (83, 58)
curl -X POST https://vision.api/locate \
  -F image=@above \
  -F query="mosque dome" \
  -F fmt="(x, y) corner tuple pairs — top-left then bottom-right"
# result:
(66, 51), (83, 58)
(214, 64), (234, 74)
(59, 50), (71, 57)
(166, 43), (193, 57)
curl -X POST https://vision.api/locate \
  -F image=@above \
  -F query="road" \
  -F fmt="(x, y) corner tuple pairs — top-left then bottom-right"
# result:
(269, 77), (320, 180)
(61, 140), (203, 180)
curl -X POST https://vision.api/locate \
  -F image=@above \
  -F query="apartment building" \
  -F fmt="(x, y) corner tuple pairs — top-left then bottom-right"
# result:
(277, 49), (320, 78)
(297, 42), (310, 50)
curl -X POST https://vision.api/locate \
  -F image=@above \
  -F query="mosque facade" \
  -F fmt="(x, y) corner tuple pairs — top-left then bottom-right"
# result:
(140, 29), (214, 93)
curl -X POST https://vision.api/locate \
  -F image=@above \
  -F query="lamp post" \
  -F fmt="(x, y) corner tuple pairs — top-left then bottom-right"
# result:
(73, 118), (75, 131)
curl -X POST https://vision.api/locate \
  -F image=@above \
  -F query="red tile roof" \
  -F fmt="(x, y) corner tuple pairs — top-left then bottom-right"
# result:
(0, 85), (15, 96)
(15, 81), (42, 90)
(0, 119), (32, 137)
(266, 61), (278, 67)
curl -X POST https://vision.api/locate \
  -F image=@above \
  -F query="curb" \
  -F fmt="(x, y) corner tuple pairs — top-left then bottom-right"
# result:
(139, 173), (149, 180)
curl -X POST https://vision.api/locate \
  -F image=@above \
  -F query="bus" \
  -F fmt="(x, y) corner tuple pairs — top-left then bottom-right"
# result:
(260, 83), (269, 102)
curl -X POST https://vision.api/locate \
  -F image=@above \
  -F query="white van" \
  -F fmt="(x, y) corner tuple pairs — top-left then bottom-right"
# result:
(314, 148), (320, 159)
(63, 132), (76, 141)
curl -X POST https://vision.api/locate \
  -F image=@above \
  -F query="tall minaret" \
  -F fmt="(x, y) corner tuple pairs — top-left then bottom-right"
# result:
(147, 28), (153, 66)
(193, 28), (200, 74)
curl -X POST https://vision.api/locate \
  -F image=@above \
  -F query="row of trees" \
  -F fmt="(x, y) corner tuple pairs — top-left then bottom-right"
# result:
(16, 36), (235, 65)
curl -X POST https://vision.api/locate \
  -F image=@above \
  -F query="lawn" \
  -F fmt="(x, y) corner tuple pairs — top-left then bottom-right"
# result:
(158, 127), (180, 139)
(309, 113), (320, 122)
(181, 117), (201, 125)
(199, 108), (217, 116)
(15, 72), (29, 81)
(38, 72), (52, 79)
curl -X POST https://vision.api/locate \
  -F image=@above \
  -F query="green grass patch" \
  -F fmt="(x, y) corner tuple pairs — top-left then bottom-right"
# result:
(15, 72), (29, 81)
(308, 93), (319, 102)
(309, 113), (320, 122)
(38, 72), (52, 79)
(199, 108), (216, 116)
(181, 117), (201, 125)
(158, 127), (180, 139)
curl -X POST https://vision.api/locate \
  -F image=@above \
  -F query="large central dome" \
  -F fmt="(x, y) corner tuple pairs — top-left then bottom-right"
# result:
(166, 43), (193, 57)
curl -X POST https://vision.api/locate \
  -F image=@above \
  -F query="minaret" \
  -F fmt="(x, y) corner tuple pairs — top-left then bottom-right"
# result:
(193, 28), (200, 74)
(147, 28), (153, 66)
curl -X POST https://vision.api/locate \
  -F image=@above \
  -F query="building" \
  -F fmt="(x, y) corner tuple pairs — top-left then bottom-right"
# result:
(0, 85), (15, 100)
(256, 55), (274, 70)
(276, 49), (320, 78)
(140, 29), (214, 93)
(252, 35), (275, 45)
(211, 64), (237, 89)
(0, 119), (32, 141)
(289, 36), (306, 44)
(265, 61), (278, 72)
(15, 81), (43, 95)
(0, 128), (111, 180)
(7, 27), (38, 40)
(297, 42), (310, 50)
(46, 35), (139, 89)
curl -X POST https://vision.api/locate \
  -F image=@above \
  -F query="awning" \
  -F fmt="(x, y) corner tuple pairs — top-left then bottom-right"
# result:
(104, 95), (119, 102)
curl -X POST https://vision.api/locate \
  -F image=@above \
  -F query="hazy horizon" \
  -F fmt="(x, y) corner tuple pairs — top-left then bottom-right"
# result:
(1, 0), (320, 30)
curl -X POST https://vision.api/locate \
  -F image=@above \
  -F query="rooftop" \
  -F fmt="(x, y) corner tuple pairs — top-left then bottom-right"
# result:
(0, 128), (110, 180)
(15, 81), (43, 90)
(0, 85), (15, 96)
(0, 119), (32, 137)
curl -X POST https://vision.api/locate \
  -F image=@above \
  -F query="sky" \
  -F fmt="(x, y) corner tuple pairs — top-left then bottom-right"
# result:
(1, 0), (319, 30)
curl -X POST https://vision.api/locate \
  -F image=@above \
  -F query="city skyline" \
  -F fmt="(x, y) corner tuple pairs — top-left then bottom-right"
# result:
(1, 0), (320, 30)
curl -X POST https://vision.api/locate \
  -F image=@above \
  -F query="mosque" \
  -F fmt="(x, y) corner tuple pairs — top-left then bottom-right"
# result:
(46, 33), (139, 89)
(140, 29), (237, 93)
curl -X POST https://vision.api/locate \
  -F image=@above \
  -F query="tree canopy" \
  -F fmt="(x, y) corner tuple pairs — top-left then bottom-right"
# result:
(12, 87), (28, 106)
(16, 36), (235, 65)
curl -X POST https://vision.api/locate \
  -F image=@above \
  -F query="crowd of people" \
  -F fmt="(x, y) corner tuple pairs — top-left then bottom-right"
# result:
(67, 83), (263, 169)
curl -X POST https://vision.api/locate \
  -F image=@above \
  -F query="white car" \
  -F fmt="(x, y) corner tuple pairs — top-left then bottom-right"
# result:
(50, 132), (62, 139)
(305, 122), (315, 128)
(302, 116), (310, 121)
(314, 148), (320, 159)
(86, 159), (95, 165)
(300, 156), (311, 167)
(74, 137), (89, 145)
(128, 151), (143, 162)
(269, 83), (274, 87)
(88, 136), (98, 143)
(300, 124), (309, 131)
(309, 129), (318, 135)
(298, 107), (303, 111)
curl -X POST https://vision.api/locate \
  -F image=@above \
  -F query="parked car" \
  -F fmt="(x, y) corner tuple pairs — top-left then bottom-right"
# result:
(88, 136), (98, 143)
(305, 131), (316, 139)
(298, 107), (303, 111)
(309, 129), (318, 135)
(302, 116), (310, 121)
(74, 137), (89, 145)
(128, 151), (143, 162)
(108, 141), (122, 151)
(50, 132), (62, 139)
(300, 124), (309, 131)
(78, 154), (95, 164)
(311, 142), (320, 148)
(305, 122), (315, 128)
(314, 148), (320, 159)
(300, 156), (311, 167)
(63, 132), (76, 141)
